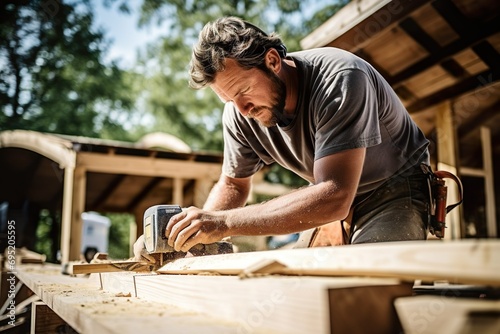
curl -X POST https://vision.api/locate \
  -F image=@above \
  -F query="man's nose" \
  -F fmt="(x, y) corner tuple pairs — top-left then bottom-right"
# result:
(234, 98), (253, 116)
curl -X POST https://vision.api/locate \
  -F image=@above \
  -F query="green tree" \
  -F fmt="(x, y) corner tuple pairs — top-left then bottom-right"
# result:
(126, 0), (349, 184)
(107, 0), (347, 152)
(0, 0), (136, 139)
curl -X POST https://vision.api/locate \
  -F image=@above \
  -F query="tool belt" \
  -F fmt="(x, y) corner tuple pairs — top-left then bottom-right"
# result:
(421, 164), (463, 238)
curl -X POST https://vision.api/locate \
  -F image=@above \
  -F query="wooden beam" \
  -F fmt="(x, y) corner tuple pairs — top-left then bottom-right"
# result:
(329, 284), (412, 334)
(71, 261), (154, 274)
(460, 167), (485, 178)
(458, 101), (500, 138)
(15, 264), (243, 334)
(172, 178), (184, 206)
(90, 174), (127, 210)
(125, 176), (164, 212)
(395, 295), (500, 334)
(31, 301), (73, 334)
(406, 69), (499, 113)
(436, 101), (463, 239)
(399, 17), (441, 53)
(472, 41), (500, 75)
(132, 274), (407, 334)
(69, 167), (86, 261)
(76, 151), (221, 181)
(157, 240), (500, 286)
(389, 17), (499, 86)
(60, 166), (75, 264)
(431, 0), (469, 36)
(0, 130), (76, 169)
(481, 127), (497, 237)
(300, 0), (427, 51)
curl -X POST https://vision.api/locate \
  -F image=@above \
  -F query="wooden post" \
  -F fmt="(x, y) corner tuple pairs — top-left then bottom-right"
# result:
(481, 127), (497, 237)
(172, 177), (184, 206)
(31, 301), (73, 334)
(60, 165), (75, 264)
(69, 167), (86, 261)
(329, 284), (412, 334)
(435, 100), (463, 239)
(129, 219), (137, 258)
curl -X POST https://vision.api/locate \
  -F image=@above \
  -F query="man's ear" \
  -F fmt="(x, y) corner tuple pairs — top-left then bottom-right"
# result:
(264, 48), (282, 74)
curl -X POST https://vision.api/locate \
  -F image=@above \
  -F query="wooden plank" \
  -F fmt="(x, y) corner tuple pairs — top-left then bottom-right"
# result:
(157, 240), (500, 286)
(69, 166), (86, 261)
(15, 264), (246, 334)
(172, 177), (184, 206)
(31, 301), (73, 334)
(300, 0), (430, 51)
(60, 166), (75, 265)
(71, 261), (154, 274)
(329, 284), (413, 334)
(77, 151), (221, 180)
(395, 295), (500, 334)
(129, 273), (407, 334)
(436, 100), (463, 239)
(481, 127), (497, 238)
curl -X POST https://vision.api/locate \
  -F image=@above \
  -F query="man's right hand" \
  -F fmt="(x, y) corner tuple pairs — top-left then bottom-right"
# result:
(132, 234), (156, 263)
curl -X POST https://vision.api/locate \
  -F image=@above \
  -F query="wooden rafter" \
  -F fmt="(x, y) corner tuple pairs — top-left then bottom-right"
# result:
(399, 17), (441, 53)
(125, 177), (164, 212)
(406, 68), (499, 112)
(90, 174), (127, 210)
(431, 0), (469, 37)
(458, 101), (500, 138)
(76, 152), (221, 180)
(388, 17), (499, 85)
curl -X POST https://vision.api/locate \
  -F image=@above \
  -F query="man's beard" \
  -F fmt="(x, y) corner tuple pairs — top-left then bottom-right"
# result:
(248, 70), (287, 128)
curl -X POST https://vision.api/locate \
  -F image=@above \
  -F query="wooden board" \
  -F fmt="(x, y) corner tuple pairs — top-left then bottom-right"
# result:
(395, 295), (500, 334)
(71, 261), (153, 274)
(14, 264), (249, 334)
(157, 240), (500, 286)
(128, 273), (407, 334)
(31, 301), (73, 334)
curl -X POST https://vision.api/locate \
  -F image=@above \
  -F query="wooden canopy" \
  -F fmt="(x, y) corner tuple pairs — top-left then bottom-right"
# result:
(301, 0), (499, 238)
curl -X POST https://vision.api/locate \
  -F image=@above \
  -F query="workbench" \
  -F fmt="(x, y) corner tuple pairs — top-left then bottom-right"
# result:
(5, 239), (500, 333)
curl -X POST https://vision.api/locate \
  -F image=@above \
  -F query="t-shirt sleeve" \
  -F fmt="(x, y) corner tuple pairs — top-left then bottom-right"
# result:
(221, 103), (265, 178)
(314, 69), (382, 160)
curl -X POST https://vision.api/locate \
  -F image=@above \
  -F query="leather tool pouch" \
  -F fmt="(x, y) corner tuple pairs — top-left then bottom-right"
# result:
(421, 164), (464, 238)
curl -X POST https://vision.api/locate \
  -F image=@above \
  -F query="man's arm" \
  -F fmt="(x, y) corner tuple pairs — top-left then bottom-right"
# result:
(203, 174), (252, 210)
(166, 147), (365, 251)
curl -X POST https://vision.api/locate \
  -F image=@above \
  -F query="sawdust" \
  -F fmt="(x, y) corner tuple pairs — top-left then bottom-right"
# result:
(196, 271), (221, 276)
(115, 292), (131, 297)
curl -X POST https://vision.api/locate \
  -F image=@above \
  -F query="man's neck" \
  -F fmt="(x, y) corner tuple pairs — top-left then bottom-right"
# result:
(281, 58), (299, 116)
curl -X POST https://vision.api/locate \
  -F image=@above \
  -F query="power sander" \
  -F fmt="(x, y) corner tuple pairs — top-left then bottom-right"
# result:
(143, 205), (233, 266)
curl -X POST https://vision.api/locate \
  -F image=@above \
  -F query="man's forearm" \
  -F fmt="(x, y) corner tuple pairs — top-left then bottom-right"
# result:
(223, 180), (352, 237)
(203, 175), (251, 210)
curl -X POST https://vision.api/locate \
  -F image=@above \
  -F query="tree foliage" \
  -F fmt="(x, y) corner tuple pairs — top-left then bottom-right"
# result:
(107, 0), (347, 153)
(0, 0), (136, 139)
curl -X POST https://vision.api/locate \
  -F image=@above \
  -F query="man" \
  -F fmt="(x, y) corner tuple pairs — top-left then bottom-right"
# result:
(135, 16), (431, 258)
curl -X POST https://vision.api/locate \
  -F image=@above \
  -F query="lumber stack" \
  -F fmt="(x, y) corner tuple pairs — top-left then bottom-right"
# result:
(12, 239), (500, 334)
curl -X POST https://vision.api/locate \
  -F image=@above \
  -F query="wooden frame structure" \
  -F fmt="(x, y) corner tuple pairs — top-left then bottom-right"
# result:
(301, 0), (500, 238)
(0, 130), (223, 263)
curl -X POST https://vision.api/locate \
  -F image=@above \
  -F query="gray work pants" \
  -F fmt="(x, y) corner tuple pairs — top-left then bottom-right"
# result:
(349, 165), (430, 244)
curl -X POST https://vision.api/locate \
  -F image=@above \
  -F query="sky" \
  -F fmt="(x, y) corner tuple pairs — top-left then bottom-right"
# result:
(92, 1), (332, 70)
(92, 1), (167, 69)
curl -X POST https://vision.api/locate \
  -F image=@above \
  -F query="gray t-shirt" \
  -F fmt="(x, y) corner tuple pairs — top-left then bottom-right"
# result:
(222, 47), (429, 195)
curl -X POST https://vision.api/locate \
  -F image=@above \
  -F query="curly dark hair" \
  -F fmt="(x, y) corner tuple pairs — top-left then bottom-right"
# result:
(189, 16), (286, 89)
